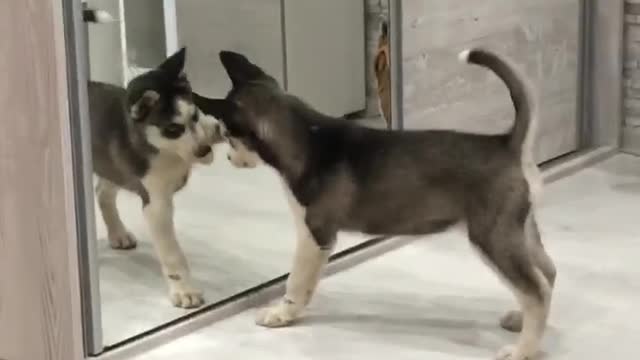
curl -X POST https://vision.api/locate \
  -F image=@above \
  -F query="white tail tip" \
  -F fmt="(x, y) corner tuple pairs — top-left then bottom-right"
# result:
(458, 49), (471, 63)
(95, 10), (116, 23)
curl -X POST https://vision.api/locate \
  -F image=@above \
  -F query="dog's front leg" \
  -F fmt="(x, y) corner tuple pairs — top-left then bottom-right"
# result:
(143, 191), (203, 309)
(256, 199), (335, 327)
(95, 178), (137, 249)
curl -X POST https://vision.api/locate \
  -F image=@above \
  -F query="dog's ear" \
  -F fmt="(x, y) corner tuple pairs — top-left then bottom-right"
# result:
(130, 90), (160, 122)
(158, 47), (186, 78)
(193, 92), (234, 120)
(219, 51), (265, 86)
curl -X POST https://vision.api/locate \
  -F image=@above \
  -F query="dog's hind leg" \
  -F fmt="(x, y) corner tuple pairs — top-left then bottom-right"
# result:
(256, 190), (336, 328)
(501, 213), (556, 333)
(95, 177), (137, 249)
(468, 205), (552, 360)
(142, 186), (203, 309)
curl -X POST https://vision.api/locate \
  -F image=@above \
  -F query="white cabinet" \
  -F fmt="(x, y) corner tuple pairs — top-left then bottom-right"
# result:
(87, 0), (367, 117)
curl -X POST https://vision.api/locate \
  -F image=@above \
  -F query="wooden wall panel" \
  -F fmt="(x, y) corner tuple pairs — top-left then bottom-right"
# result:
(0, 1), (84, 360)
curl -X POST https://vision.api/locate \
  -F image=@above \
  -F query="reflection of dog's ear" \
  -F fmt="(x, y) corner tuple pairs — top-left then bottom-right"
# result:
(219, 50), (265, 87)
(130, 90), (160, 122)
(158, 47), (187, 78)
(193, 92), (234, 121)
(374, 50), (388, 74)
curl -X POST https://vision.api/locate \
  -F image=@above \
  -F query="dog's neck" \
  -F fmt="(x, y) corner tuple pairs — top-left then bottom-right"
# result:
(259, 97), (343, 187)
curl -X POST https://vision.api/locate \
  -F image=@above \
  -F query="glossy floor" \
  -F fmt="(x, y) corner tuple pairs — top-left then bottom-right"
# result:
(96, 142), (371, 345)
(127, 154), (640, 359)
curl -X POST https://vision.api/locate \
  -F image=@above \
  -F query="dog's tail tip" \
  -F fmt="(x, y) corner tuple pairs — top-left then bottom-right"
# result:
(457, 49), (472, 63)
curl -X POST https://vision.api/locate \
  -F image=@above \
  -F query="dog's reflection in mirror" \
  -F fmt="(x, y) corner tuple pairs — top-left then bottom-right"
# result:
(89, 47), (223, 309)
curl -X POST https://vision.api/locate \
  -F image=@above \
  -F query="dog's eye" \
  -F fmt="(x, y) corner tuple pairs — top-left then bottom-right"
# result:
(192, 111), (199, 123)
(162, 123), (185, 139)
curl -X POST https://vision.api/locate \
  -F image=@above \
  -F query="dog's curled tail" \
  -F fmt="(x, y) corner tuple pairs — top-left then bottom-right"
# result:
(83, 8), (116, 23)
(458, 49), (536, 153)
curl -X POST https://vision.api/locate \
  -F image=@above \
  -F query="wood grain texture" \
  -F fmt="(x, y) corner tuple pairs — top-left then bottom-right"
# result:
(0, 1), (84, 360)
(401, 0), (582, 162)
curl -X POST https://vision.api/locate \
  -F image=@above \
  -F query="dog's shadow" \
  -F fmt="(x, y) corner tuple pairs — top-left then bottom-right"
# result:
(297, 294), (564, 359)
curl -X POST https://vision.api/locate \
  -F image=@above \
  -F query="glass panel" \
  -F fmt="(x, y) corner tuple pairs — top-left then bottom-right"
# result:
(81, 0), (393, 347)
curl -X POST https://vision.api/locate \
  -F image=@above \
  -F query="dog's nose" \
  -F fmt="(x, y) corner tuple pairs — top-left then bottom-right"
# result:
(243, 162), (249, 167)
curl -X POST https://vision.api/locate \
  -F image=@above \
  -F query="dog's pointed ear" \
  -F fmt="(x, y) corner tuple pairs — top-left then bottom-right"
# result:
(158, 47), (186, 77)
(219, 51), (265, 86)
(193, 92), (233, 120)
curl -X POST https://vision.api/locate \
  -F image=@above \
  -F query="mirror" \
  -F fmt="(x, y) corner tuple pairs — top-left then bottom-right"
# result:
(83, 0), (393, 346)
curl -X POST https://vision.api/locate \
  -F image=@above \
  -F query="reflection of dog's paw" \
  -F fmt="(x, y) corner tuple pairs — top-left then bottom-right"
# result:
(169, 283), (204, 309)
(255, 303), (296, 328)
(496, 345), (532, 360)
(109, 231), (137, 250)
(500, 310), (523, 332)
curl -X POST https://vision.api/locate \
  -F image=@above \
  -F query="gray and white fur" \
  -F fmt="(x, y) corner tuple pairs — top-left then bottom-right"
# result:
(195, 48), (556, 360)
(89, 48), (223, 308)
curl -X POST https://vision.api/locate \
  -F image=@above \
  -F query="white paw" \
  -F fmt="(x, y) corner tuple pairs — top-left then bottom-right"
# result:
(255, 303), (297, 328)
(496, 345), (533, 360)
(169, 281), (204, 309)
(108, 231), (137, 250)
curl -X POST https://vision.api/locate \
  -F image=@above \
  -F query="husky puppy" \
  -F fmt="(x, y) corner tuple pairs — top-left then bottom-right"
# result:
(194, 49), (555, 359)
(373, 20), (392, 128)
(89, 48), (223, 308)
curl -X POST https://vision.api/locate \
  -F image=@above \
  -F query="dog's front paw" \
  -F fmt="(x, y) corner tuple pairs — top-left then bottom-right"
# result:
(255, 302), (298, 328)
(109, 231), (137, 250)
(496, 345), (534, 360)
(500, 310), (523, 333)
(169, 281), (204, 309)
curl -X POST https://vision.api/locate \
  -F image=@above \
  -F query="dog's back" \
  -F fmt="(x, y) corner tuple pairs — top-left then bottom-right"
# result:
(294, 49), (537, 235)
(88, 81), (153, 194)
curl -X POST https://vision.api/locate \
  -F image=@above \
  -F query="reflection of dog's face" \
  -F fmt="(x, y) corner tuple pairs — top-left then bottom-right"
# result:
(126, 48), (217, 165)
(374, 21), (392, 128)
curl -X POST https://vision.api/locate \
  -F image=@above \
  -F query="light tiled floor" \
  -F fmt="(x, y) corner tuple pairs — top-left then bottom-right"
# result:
(96, 143), (372, 345)
(125, 154), (640, 359)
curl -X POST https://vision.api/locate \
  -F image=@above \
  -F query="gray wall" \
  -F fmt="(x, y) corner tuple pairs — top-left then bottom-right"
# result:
(86, 0), (124, 85)
(124, 0), (166, 68)
(401, 0), (582, 163)
(176, 0), (285, 98)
